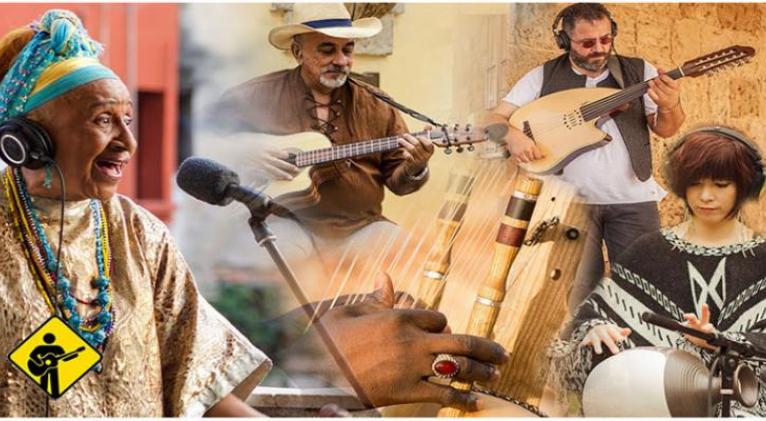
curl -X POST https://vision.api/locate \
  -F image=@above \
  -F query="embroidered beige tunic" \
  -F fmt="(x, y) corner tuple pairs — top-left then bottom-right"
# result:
(0, 184), (271, 416)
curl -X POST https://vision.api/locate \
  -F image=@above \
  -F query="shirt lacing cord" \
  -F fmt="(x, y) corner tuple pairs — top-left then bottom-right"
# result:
(304, 95), (342, 140)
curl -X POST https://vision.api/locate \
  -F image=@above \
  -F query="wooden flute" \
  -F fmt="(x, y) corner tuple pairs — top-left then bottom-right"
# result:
(416, 168), (477, 310)
(437, 174), (543, 417)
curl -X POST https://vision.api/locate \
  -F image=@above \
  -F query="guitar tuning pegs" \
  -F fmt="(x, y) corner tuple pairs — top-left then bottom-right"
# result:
(444, 147), (452, 155)
(467, 144), (475, 152)
(456, 146), (464, 153)
(465, 124), (472, 132)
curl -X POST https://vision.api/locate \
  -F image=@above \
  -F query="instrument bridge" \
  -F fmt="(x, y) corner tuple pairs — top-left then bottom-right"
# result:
(562, 111), (584, 129)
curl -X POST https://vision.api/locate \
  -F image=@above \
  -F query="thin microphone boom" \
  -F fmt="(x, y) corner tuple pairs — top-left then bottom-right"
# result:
(641, 311), (716, 341)
(175, 156), (375, 406)
(641, 311), (766, 358)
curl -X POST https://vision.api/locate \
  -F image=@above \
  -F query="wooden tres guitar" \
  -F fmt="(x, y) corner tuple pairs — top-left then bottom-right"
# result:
(252, 124), (507, 206)
(511, 45), (756, 174)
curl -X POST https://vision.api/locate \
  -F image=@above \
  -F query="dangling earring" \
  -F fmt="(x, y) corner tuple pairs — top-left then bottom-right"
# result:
(43, 164), (53, 189)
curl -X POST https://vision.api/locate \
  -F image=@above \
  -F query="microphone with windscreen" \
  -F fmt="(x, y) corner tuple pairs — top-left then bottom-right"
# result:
(176, 156), (373, 404)
(176, 157), (290, 216)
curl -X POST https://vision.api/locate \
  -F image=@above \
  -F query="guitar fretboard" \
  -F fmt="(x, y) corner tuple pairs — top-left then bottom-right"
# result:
(579, 68), (683, 121)
(293, 130), (431, 167)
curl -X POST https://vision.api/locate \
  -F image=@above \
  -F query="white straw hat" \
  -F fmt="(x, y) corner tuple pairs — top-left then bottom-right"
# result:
(268, 3), (382, 50)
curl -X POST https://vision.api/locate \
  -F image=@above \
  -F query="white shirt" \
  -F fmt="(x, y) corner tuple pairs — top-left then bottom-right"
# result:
(503, 61), (666, 205)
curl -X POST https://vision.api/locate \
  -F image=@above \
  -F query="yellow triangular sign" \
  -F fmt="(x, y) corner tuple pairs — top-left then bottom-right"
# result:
(8, 316), (102, 399)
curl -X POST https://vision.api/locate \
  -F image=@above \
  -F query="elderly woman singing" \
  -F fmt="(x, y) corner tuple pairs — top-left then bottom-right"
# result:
(550, 127), (766, 416)
(0, 10), (510, 416)
(0, 10), (272, 416)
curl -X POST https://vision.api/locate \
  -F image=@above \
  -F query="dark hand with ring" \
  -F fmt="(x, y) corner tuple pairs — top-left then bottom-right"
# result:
(319, 273), (508, 411)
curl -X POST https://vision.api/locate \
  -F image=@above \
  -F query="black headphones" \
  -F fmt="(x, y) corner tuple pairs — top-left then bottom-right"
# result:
(0, 117), (55, 169)
(552, 4), (618, 51)
(672, 126), (766, 199)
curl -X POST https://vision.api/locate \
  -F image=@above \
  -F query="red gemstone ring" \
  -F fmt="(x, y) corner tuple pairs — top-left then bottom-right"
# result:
(432, 353), (460, 379)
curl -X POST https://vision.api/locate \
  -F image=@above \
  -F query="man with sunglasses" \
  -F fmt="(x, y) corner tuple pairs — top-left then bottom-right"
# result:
(487, 3), (685, 312)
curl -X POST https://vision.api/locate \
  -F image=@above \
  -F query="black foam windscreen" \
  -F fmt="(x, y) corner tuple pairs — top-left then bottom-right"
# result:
(176, 157), (239, 206)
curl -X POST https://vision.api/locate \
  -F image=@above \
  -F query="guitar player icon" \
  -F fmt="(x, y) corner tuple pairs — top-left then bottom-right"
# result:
(27, 333), (84, 398)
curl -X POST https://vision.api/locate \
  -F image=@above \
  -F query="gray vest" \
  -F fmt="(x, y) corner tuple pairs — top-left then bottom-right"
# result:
(541, 54), (652, 181)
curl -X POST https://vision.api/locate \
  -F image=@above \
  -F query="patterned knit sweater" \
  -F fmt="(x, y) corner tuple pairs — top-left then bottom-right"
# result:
(550, 228), (766, 416)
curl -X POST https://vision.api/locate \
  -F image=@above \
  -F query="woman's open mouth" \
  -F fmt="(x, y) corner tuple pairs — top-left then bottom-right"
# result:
(95, 158), (128, 181)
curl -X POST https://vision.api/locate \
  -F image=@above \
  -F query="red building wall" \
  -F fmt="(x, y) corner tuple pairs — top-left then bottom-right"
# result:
(0, 4), (179, 221)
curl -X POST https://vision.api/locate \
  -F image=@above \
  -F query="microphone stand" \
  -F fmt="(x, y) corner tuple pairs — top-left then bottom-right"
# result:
(243, 197), (375, 410)
(642, 312), (766, 417)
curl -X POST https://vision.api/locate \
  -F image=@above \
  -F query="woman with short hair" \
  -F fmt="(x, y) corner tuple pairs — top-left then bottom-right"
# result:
(550, 127), (766, 416)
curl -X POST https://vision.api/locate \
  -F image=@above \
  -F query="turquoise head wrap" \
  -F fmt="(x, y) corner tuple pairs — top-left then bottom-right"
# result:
(0, 9), (118, 121)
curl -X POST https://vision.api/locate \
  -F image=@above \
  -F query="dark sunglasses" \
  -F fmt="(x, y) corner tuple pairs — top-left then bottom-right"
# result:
(571, 34), (613, 49)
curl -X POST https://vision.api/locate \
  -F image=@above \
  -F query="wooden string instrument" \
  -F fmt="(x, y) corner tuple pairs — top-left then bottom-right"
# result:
(437, 175), (544, 417)
(248, 124), (507, 209)
(415, 168), (477, 310)
(512, 45), (755, 175)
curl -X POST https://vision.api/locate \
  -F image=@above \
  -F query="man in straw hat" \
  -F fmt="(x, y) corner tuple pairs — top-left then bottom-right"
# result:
(210, 3), (434, 268)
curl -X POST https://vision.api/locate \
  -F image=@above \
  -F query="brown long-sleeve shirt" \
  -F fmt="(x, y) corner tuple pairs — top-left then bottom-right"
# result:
(212, 66), (428, 238)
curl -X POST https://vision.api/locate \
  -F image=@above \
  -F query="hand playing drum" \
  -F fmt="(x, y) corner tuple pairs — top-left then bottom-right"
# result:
(580, 323), (632, 355)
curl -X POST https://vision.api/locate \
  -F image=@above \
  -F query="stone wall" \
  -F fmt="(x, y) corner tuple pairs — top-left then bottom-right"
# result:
(506, 3), (766, 231)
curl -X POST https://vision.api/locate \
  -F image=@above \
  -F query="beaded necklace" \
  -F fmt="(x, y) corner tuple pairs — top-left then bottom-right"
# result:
(2, 168), (114, 352)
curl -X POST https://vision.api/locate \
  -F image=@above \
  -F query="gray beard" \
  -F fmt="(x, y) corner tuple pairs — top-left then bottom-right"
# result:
(320, 73), (348, 89)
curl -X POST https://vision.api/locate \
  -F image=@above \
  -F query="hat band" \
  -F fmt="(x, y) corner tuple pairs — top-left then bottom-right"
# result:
(302, 18), (352, 29)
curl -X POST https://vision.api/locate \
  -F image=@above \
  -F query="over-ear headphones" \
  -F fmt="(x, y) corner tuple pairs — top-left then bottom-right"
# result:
(552, 3), (618, 51)
(672, 126), (766, 199)
(0, 117), (55, 169)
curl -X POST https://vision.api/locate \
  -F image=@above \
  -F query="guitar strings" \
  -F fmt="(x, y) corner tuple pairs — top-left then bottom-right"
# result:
(346, 154), (495, 311)
(350, 180), (435, 305)
(296, 127), (482, 167)
(394, 159), (489, 309)
(395, 157), (501, 308)
(388, 157), (507, 312)
(404, 159), (512, 310)
(307, 185), (426, 324)
(434, 163), (517, 312)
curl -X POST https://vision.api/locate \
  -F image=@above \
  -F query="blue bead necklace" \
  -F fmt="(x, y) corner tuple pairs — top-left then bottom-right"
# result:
(5, 168), (114, 351)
